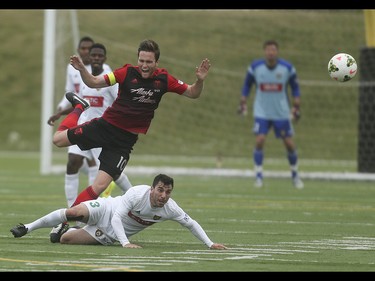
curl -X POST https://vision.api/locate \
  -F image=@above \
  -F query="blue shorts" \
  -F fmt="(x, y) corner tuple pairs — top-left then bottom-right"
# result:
(253, 117), (294, 138)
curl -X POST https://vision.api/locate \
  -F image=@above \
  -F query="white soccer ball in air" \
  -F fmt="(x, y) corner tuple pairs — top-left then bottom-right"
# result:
(328, 53), (357, 82)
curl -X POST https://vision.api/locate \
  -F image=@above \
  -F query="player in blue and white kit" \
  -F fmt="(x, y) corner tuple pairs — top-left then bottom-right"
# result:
(10, 174), (227, 250)
(238, 40), (303, 189)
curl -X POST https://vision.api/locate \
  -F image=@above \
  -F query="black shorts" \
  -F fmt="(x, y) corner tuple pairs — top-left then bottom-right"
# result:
(67, 118), (138, 178)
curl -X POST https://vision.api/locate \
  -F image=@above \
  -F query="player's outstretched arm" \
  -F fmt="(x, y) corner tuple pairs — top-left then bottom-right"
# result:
(70, 55), (107, 88)
(183, 58), (211, 99)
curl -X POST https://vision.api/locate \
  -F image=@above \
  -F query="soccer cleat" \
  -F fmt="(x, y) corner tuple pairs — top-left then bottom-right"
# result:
(10, 223), (28, 238)
(254, 177), (263, 188)
(65, 92), (90, 110)
(293, 176), (304, 189)
(50, 222), (70, 243)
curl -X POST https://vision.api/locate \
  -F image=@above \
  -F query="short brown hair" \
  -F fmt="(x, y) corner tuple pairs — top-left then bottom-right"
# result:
(263, 40), (279, 50)
(138, 39), (160, 61)
(152, 174), (174, 189)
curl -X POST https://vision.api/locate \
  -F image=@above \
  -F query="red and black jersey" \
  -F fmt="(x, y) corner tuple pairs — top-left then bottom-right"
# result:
(103, 64), (188, 134)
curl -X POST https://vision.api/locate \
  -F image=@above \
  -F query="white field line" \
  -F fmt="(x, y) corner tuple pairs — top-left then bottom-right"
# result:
(45, 164), (375, 181)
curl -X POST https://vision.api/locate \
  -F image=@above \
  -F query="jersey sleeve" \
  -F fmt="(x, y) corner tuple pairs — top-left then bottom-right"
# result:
(104, 64), (130, 86)
(57, 65), (75, 110)
(109, 83), (119, 101)
(241, 64), (255, 98)
(169, 200), (214, 248)
(289, 66), (301, 98)
(111, 190), (136, 246)
(167, 74), (188, 95)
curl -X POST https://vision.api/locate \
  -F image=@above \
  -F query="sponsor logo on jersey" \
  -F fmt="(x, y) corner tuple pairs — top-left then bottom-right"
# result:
(131, 88), (157, 104)
(260, 83), (282, 92)
(128, 211), (156, 226)
(84, 96), (104, 107)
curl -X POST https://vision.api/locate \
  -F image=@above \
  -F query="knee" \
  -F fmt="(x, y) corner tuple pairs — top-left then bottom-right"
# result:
(53, 131), (68, 147)
(59, 233), (70, 244)
(93, 181), (114, 195)
(52, 135), (63, 147)
(67, 157), (84, 173)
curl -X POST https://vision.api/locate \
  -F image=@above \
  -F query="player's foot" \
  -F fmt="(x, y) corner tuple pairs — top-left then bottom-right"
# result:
(50, 222), (70, 243)
(254, 177), (263, 188)
(10, 223), (28, 238)
(293, 176), (304, 189)
(101, 181), (116, 198)
(65, 92), (90, 110)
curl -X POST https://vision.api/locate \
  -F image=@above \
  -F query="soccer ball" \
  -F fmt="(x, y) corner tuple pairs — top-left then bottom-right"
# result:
(328, 53), (357, 82)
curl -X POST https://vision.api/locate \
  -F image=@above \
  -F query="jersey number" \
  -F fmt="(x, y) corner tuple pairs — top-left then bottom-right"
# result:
(117, 156), (128, 170)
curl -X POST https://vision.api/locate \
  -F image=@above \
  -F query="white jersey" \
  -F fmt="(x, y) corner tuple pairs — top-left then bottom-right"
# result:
(77, 69), (118, 124)
(82, 185), (214, 248)
(57, 63), (112, 111)
(67, 66), (117, 161)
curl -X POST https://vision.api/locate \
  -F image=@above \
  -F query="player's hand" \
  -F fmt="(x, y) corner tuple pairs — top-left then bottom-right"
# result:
(123, 243), (142, 249)
(237, 103), (247, 117)
(70, 55), (85, 71)
(47, 113), (61, 126)
(195, 58), (211, 81)
(210, 243), (228, 250)
(292, 106), (301, 122)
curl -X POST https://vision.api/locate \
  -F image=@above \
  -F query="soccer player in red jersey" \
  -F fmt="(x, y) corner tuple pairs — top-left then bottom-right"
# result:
(53, 39), (211, 207)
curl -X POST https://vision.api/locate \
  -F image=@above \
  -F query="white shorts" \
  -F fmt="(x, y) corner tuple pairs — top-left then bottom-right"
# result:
(82, 225), (115, 245)
(68, 144), (101, 164)
(82, 197), (117, 245)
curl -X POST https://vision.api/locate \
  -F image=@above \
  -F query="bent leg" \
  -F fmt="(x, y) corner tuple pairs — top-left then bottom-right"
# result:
(53, 130), (72, 147)
(60, 228), (99, 245)
(70, 170), (113, 207)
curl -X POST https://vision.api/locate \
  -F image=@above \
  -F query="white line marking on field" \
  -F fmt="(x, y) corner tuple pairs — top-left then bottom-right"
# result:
(3, 236), (375, 270)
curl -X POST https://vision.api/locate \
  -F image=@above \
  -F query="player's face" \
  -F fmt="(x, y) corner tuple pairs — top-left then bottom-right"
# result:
(137, 51), (158, 79)
(150, 182), (173, 208)
(264, 44), (278, 67)
(78, 41), (94, 65)
(89, 48), (106, 72)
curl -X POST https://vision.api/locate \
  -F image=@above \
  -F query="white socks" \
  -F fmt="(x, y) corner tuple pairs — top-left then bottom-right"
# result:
(115, 173), (132, 193)
(25, 209), (67, 232)
(65, 173), (79, 207)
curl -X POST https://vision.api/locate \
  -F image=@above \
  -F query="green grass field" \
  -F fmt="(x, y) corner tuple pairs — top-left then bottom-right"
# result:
(1, 152), (375, 272)
(1, 9), (374, 272)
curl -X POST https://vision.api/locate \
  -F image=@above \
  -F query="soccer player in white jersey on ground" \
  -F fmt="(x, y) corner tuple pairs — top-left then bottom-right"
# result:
(238, 39), (304, 189)
(10, 174), (228, 250)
